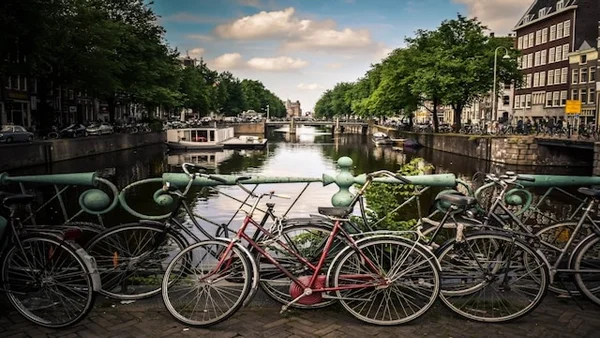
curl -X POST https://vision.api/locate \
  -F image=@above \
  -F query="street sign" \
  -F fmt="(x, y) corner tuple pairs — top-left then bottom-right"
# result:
(565, 100), (582, 114)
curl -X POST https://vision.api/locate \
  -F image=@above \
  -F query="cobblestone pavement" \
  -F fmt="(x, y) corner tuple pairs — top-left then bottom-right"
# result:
(2, 294), (600, 338)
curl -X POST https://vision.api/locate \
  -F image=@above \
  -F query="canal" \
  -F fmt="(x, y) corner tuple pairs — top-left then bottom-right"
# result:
(7, 126), (593, 230)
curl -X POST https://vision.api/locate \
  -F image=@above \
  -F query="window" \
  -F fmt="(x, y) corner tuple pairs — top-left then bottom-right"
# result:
(529, 33), (534, 48)
(542, 28), (548, 43)
(539, 8), (547, 18)
(548, 69), (554, 85)
(521, 95), (526, 107)
(515, 95), (521, 108)
(573, 69), (579, 83)
(560, 91), (568, 106)
(557, 23), (564, 39)
(503, 95), (510, 105)
(591, 67), (596, 82)
(564, 20), (571, 37)
(23, 77), (27, 91)
(546, 92), (553, 106)
(527, 74), (533, 88)
(534, 52), (541, 66)
(581, 88), (588, 104)
(549, 47), (556, 63)
(557, 0), (565, 11)
(554, 69), (561, 84)
(33, 79), (37, 94)
(591, 88), (596, 104)
(581, 68), (589, 83)
(534, 72), (540, 87)
(524, 34), (529, 49)
(572, 89), (579, 100)
(550, 25), (556, 41)
(561, 68), (568, 84)
(541, 50), (547, 65)
(517, 56), (523, 69)
(540, 71), (546, 86)
(527, 54), (533, 68)
(518, 36), (523, 50)
(581, 55), (587, 64)
(553, 92), (560, 106)
(555, 47), (562, 62)
(562, 44), (569, 60)
(536, 30), (542, 45)
(16, 76), (21, 90)
(526, 94), (532, 108)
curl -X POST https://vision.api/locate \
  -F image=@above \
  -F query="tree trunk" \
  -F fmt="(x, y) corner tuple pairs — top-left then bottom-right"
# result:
(107, 97), (116, 123)
(432, 97), (440, 133)
(453, 103), (463, 132)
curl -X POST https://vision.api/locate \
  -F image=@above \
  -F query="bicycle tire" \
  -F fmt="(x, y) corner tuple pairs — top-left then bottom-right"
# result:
(329, 236), (440, 325)
(85, 222), (188, 300)
(572, 234), (600, 306)
(2, 233), (96, 328)
(162, 240), (253, 327)
(436, 231), (549, 323)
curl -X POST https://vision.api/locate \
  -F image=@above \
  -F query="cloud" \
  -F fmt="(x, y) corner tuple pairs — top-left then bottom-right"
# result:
(209, 53), (244, 70)
(453, 0), (525, 34)
(187, 48), (204, 59)
(214, 7), (376, 52)
(326, 63), (343, 69)
(247, 56), (308, 71)
(297, 83), (324, 91)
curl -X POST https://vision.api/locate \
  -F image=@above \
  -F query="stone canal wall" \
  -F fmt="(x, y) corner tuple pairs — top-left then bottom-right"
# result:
(1, 132), (165, 171)
(398, 131), (592, 167)
(233, 122), (265, 135)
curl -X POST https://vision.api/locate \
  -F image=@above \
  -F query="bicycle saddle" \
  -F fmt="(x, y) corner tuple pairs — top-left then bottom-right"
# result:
(438, 193), (476, 207)
(318, 207), (353, 218)
(578, 187), (600, 199)
(0, 192), (35, 206)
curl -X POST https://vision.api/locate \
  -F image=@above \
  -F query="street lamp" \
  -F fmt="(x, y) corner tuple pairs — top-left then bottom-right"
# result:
(492, 46), (511, 123)
(266, 104), (270, 121)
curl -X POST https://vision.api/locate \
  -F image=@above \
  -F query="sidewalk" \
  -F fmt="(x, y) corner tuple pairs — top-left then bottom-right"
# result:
(2, 294), (600, 338)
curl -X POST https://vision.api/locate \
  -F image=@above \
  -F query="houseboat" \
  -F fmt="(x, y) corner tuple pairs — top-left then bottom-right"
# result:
(166, 127), (234, 150)
(221, 135), (268, 149)
(167, 149), (235, 168)
(372, 132), (393, 146)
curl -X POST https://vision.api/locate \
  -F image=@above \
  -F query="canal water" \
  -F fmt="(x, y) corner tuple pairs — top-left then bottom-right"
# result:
(7, 126), (593, 232)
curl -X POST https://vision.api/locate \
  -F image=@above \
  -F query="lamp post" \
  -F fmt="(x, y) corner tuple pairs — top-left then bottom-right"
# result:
(492, 46), (511, 124)
(266, 104), (270, 121)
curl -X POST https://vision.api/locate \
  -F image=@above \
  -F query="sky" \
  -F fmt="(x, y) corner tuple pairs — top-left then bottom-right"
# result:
(153, 0), (527, 112)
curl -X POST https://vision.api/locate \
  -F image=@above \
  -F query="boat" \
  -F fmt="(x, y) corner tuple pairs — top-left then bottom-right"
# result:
(372, 132), (393, 146)
(167, 149), (235, 168)
(166, 127), (234, 150)
(221, 135), (268, 149)
(403, 138), (421, 148)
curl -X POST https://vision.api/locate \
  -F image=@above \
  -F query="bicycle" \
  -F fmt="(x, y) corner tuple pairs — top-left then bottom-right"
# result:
(161, 181), (441, 327)
(0, 192), (100, 328)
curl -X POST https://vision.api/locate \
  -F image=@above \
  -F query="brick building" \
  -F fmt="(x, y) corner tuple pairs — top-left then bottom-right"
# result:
(513, 0), (600, 122)
(568, 42), (598, 124)
(286, 99), (302, 118)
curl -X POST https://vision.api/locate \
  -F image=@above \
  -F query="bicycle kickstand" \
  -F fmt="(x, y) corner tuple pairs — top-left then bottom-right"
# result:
(556, 273), (584, 310)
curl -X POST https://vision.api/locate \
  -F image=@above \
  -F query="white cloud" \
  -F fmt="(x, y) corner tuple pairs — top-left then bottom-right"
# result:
(187, 48), (204, 59)
(214, 7), (376, 52)
(453, 0), (525, 34)
(297, 83), (324, 91)
(326, 63), (343, 69)
(247, 56), (308, 71)
(209, 53), (245, 70)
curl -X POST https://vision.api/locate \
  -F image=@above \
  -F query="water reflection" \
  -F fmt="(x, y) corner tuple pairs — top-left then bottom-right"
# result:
(6, 127), (594, 229)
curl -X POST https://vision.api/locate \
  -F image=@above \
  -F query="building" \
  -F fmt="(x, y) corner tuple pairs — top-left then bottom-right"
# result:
(513, 0), (600, 122)
(286, 99), (302, 117)
(568, 41), (598, 124)
(1, 51), (34, 127)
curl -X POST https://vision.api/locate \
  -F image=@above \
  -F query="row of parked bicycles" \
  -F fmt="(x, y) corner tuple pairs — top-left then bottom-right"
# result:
(1, 165), (600, 329)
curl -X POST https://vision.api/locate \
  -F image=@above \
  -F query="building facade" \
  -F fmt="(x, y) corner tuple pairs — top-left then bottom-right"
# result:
(286, 99), (302, 117)
(568, 42), (598, 124)
(513, 0), (600, 122)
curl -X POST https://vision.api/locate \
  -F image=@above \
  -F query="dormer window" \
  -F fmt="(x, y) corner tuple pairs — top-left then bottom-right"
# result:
(557, 0), (565, 11)
(539, 8), (548, 17)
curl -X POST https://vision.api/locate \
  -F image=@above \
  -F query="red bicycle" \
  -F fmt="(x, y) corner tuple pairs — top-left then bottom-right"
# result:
(161, 178), (441, 327)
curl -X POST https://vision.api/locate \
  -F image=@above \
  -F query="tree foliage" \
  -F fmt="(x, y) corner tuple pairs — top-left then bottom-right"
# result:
(314, 14), (522, 130)
(0, 0), (286, 127)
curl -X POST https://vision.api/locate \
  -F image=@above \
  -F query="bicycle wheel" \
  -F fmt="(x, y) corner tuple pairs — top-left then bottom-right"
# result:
(162, 240), (253, 327)
(85, 223), (188, 300)
(258, 221), (348, 309)
(47, 221), (105, 247)
(2, 233), (96, 328)
(536, 222), (593, 295)
(330, 236), (440, 325)
(436, 232), (548, 323)
(572, 234), (600, 306)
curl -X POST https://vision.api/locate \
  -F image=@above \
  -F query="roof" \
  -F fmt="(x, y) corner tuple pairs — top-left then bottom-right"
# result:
(514, 0), (578, 30)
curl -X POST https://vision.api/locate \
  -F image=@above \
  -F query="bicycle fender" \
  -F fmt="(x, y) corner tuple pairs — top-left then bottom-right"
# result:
(214, 237), (259, 299)
(75, 247), (102, 292)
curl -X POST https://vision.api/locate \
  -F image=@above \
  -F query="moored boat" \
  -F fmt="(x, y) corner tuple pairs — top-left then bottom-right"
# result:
(372, 132), (393, 146)
(166, 127), (234, 150)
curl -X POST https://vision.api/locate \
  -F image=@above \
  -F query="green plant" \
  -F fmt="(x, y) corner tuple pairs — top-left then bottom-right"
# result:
(358, 158), (433, 231)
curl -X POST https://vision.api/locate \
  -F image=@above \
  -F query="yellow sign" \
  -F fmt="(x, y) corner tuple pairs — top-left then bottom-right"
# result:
(565, 100), (582, 114)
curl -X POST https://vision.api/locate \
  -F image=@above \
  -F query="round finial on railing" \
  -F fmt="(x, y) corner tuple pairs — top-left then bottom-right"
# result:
(79, 189), (111, 214)
(153, 189), (175, 207)
(331, 156), (356, 207)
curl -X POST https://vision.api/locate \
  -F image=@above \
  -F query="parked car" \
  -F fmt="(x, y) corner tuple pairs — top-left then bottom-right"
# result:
(0, 125), (34, 143)
(59, 124), (88, 138)
(86, 123), (114, 136)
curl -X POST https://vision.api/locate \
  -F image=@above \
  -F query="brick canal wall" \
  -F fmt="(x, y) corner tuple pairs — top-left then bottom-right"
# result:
(232, 122), (265, 135)
(1, 132), (165, 171)
(397, 131), (592, 167)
